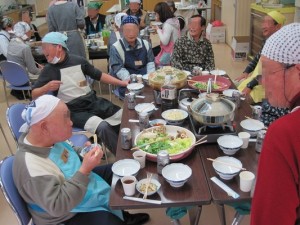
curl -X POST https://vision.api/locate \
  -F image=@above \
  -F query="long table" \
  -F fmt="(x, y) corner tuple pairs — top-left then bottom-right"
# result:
(109, 86), (211, 225)
(109, 78), (260, 225)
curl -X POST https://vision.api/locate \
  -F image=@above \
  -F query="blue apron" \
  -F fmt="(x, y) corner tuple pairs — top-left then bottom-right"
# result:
(28, 142), (123, 220)
(118, 39), (148, 97)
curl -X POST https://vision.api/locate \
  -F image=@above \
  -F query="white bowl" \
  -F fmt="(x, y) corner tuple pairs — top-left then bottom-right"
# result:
(112, 159), (140, 177)
(136, 178), (161, 196)
(212, 156), (242, 180)
(217, 135), (243, 155)
(162, 163), (192, 188)
(240, 119), (264, 137)
(210, 69), (226, 76)
(127, 83), (144, 94)
(222, 89), (241, 99)
(149, 119), (167, 127)
(161, 109), (188, 126)
(135, 103), (156, 115)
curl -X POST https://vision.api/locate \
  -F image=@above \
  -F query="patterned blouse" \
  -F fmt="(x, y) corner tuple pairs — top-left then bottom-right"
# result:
(171, 33), (215, 72)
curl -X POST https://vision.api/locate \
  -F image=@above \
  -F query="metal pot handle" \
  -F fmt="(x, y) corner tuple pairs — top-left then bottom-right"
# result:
(178, 88), (199, 102)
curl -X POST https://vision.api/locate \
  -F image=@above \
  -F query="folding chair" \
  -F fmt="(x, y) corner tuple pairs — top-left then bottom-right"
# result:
(0, 61), (32, 107)
(0, 156), (34, 225)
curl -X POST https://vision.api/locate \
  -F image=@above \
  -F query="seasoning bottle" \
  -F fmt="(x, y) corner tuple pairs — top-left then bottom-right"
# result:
(161, 75), (177, 111)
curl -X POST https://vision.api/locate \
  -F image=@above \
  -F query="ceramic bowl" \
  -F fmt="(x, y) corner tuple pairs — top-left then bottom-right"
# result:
(162, 163), (192, 188)
(161, 109), (188, 126)
(149, 119), (167, 127)
(212, 156), (242, 180)
(127, 83), (144, 95)
(136, 178), (161, 196)
(112, 159), (140, 177)
(217, 135), (243, 155)
(134, 103), (156, 116)
(240, 119), (264, 137)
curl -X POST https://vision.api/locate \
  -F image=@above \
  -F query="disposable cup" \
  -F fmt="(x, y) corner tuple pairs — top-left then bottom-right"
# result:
(239, 171), (255, 192)
(238, 132), (251, 149)
(121, 176), (137, 196)
(133, 150), (146, 168)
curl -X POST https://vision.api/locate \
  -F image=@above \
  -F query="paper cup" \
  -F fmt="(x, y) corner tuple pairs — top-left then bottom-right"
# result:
(239, 171), (255, 192)
(121, 176), (137, 196)
(133, 150), (146, 168)
(238, 132), (251, 149)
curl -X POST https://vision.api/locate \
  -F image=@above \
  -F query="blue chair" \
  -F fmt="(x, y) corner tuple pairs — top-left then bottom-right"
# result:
(6, 102), (89, 148)
(0, 156), (34, 225)
(0, 61), (32, 107)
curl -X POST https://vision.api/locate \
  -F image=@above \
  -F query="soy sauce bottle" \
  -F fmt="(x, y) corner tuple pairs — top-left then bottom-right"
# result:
(161, 75), (177, 111)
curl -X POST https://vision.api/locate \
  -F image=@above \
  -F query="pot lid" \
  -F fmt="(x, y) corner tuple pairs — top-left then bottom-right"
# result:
(191, 93), (235, 116)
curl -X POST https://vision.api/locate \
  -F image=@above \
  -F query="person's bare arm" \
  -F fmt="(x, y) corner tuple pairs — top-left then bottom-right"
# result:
(32, 80), (63, 99)
(100, 73), (129, 87)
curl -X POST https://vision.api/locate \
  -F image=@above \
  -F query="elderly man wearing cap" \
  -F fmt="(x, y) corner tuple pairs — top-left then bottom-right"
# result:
(32, 32), (127, 156)
(250, 23), (300, 225)
(13, 95), (150, 225)
(235, 11), (286, 104)
(84, 2), (106, 36)
(109, 15), (155, 100)
(123, 0), (150, 29)
(0, 16), (13, 61)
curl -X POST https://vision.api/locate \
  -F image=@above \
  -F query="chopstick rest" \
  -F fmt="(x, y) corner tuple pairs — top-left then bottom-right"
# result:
(210, 176), (240, 199)
(123, 196), (162, 204)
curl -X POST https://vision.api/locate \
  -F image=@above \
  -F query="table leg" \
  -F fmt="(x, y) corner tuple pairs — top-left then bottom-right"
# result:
(216, 204), (226, 225)
(188, 205), (202, 225)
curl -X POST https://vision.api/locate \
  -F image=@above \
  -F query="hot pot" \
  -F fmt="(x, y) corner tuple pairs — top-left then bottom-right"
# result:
(189, 93), (235, 126)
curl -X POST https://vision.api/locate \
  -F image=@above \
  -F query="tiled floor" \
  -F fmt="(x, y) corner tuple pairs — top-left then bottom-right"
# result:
(0, 43), (250, 225)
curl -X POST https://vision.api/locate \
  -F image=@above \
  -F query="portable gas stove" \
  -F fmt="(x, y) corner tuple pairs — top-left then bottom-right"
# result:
(188, 115), (237, 143)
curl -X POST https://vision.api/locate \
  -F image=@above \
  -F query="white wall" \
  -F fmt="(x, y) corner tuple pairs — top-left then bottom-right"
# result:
(0, 0), (17, 11)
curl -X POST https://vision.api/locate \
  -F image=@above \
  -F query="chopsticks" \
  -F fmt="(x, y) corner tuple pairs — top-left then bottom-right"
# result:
(93, 134), (101, 157)
(131, 137), (169, 151)
(143, 173), (153, 199)
(207, 158), (246, 171)
(123, 196), (162, 204)
(140, 102), (154, 113)
(192, 135), (207, 147)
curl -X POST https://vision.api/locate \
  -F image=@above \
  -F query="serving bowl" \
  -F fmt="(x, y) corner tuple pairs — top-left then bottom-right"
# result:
(135, 103), (156, 116)
(149, 119), (167, 127)
(217, 135), (243, 155)
(127, 83), (144, 94)
(136, 178), (161, 196)
(212, 156), (242, 180)
(134, 125), (196, 162)
(161, 109), (188, 125)
(240, 119), (264, 137)
(112, 159), (140, 177)
(162, 163), (192, 188)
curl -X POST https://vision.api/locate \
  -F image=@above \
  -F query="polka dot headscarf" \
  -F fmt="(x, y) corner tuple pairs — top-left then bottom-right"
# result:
(262, 23), (300, 64)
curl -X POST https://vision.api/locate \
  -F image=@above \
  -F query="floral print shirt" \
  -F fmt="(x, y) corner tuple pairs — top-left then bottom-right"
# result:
(171, 32), (215, 72)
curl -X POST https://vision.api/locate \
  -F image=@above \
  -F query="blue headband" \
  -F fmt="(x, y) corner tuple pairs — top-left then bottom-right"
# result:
(121, 15), (139, 26)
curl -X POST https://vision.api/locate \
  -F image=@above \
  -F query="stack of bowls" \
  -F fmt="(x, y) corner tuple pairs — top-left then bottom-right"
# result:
(217, 135), (243, 155)
(162, 163), (192, 188)
(212, 156), (242, 180)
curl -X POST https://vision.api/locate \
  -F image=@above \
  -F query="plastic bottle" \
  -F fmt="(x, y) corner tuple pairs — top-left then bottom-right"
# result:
(102, 24), (111, 45)
(161, 75), (178, 111)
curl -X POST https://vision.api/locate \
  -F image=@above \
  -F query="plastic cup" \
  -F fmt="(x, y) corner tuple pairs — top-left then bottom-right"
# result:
(133, 150), (146, 168)
(239, 171), (255, 192)
(238, 132), (251, 149)
(121, 176), (137, 196)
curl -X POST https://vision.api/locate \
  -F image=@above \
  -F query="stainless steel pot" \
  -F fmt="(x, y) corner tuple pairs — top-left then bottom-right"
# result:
(189, 93), (235, 125)
(178, 89), (198, 112)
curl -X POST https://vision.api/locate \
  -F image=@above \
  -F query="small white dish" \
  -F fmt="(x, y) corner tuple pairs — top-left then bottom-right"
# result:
(240, 119), (264, 131)
(161, 109), (188, 126)
(127, 83), (144, 94)
(210, 70), (226, 76)
(149, 119), (167, 127)
(112, 159), (140, 177)
(135, 103), (156, 115)
(136, 178), (161, 196)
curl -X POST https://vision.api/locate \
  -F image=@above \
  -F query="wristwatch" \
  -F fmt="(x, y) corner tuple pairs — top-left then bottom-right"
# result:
(246, 78), (259, 90)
